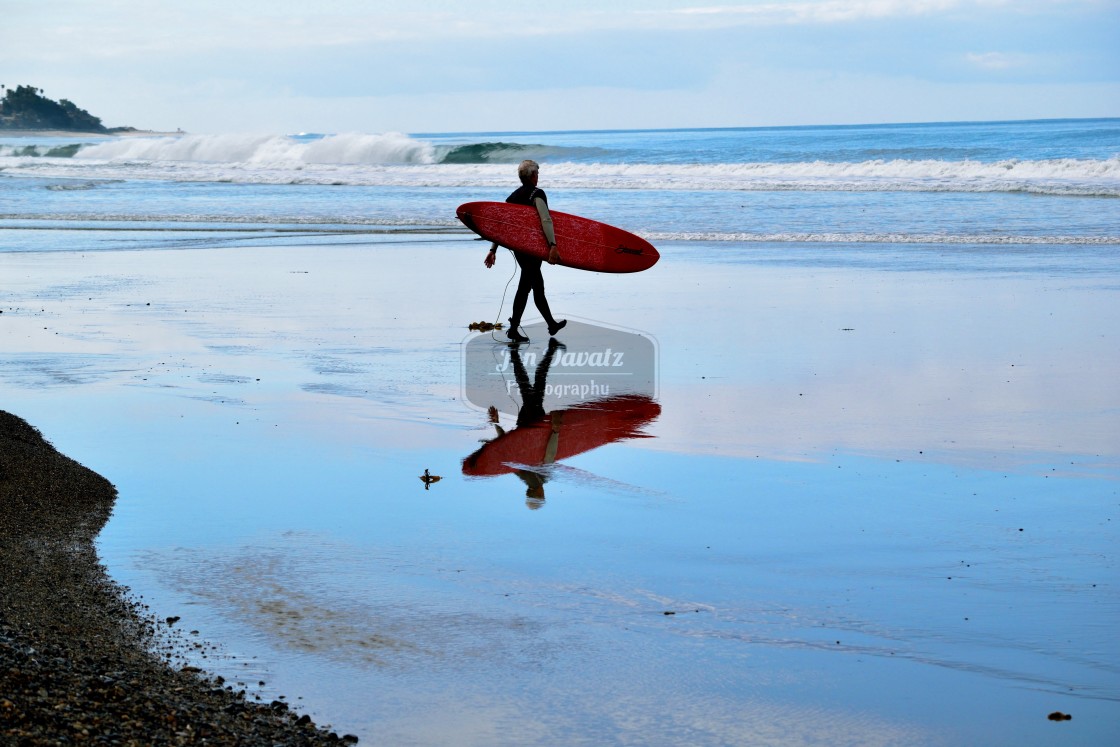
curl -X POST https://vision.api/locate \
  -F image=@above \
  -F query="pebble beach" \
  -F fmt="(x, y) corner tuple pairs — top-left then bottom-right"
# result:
(0, 410), (357, 745)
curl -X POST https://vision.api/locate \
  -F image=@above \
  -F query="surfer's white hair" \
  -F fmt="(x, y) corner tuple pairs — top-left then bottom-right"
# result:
(518, 159), (539, 184)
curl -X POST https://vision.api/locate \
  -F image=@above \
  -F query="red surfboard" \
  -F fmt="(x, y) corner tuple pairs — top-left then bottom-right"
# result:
(462, 395), (661, 477)
(457, 201), (659, 273)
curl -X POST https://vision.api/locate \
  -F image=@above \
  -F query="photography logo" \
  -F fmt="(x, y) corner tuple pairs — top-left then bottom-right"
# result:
(462, 319), (658, 417)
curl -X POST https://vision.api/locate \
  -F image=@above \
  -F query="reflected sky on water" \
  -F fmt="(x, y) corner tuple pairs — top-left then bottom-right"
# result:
(2, 233), (1118, 745)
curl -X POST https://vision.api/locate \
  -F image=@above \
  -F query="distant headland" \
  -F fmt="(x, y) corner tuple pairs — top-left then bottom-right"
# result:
(0, 84), (154, 135)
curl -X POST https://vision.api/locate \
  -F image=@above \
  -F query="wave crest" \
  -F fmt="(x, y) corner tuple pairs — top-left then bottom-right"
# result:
(62, 133), (601, 167)
(74, 132), (440, 165)
(436, 142), (606, 164)
(61, 133), (601, 167)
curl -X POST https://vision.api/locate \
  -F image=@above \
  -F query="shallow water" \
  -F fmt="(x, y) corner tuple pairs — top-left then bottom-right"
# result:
(2, 229), (1117, 745)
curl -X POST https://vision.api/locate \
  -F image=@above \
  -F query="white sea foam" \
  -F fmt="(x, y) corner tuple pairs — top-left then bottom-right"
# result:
(5, 158), (1116, 197)
(73, 132), (440, 165)
(536, 158), (1120, 196)
(3, 211), (1114, 246)
(641, 231), (1120, 245)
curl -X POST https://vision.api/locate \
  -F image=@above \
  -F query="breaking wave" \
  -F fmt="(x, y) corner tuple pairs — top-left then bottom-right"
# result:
(0, 133), (596, 166)
(73, 132), (442, 164)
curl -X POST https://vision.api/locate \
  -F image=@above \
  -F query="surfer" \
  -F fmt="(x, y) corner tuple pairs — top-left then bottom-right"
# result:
(484, 159), (567, 343)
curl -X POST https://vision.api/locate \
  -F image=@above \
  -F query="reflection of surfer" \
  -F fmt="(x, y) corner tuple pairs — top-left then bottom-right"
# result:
(465, 391), (662, 510)
(491, 411), (562, 510)
(483, 160), (567, 344)
(517, 413), (562, 511)
(492, 338), (565, 509)
(512, 336), (562, 427)
(463, 335), (661, 509)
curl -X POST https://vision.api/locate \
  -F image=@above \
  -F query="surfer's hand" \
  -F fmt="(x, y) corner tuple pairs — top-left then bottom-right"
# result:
(548, 245), (560, 264)
(484, 248), (496, 268)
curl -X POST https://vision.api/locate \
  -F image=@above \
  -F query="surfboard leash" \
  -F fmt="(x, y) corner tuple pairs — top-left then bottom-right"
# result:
(491, 248), (520, 343)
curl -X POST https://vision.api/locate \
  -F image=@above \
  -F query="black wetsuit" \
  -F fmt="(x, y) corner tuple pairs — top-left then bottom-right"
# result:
(506, 185), (558, 330)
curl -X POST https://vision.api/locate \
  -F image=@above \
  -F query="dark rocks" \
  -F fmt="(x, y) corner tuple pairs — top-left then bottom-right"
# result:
(1, 410), (356, 745)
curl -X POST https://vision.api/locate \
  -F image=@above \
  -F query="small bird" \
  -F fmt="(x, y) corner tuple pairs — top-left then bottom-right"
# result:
(420, 468), (442, 489)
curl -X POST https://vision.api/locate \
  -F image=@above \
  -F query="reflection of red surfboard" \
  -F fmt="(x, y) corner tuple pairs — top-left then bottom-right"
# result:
(456, 201), (659, 274)
(462, 395), (661, 477)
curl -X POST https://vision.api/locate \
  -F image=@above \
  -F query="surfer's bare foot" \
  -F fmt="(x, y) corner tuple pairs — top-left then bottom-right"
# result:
(548, 246), (560, 264)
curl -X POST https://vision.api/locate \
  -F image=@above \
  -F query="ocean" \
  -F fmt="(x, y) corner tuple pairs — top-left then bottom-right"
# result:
(2, 119), (1119, 746)
(2, 118), (1118, 248)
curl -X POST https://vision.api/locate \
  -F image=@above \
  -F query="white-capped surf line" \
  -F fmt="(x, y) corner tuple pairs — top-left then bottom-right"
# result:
(3, 213), (1116, 245)
(642, 231), (1120, 245)
(4, 155), (1117, 197)
(527, 158), (1120, 196)
(0, 213), (463, 228)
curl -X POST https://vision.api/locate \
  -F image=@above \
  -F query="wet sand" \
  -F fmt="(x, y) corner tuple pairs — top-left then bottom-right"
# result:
(1, 232), (1117, 745)
(0, 410), (357, 745)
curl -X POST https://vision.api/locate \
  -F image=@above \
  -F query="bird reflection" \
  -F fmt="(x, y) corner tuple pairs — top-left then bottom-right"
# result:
(419, 468), (441, 490)
(463, 339), (660, 509)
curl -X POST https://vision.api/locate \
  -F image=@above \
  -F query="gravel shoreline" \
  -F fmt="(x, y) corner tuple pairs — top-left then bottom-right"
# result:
(0, 411), (359, 745)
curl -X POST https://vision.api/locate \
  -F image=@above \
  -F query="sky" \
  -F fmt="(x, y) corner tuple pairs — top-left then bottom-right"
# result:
(3, 0), (1118, 134)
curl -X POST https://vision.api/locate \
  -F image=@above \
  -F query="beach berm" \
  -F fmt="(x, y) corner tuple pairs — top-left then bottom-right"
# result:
(0, 410), (358, 746)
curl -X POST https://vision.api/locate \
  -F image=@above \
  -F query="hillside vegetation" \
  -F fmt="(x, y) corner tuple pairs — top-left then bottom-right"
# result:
(0, 85), (133, 133)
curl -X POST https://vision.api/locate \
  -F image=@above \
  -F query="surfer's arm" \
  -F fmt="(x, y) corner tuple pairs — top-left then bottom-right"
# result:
(533, 196), (560, 264)
(543, 411), (562, 464)
(485, 242), (498, 268)
(533, 197), (556, 247)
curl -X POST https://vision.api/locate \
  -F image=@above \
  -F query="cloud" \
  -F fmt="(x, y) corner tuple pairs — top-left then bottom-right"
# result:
(650, 0), (994, 27)
(5, 0), (1116, 132)
(964, 51), (1027, 70)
